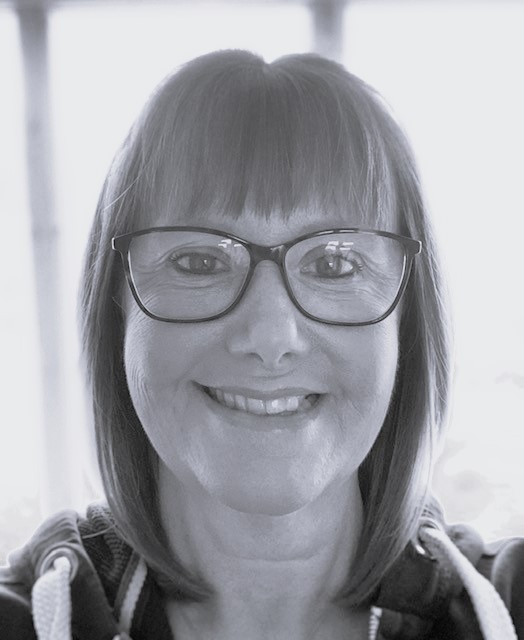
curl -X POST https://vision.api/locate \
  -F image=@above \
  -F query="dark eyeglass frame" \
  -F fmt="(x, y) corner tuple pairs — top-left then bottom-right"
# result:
(112, 226), (422, 326)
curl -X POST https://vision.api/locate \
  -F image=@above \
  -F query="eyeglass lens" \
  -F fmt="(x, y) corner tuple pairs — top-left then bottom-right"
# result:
(127, 230), (407, 323)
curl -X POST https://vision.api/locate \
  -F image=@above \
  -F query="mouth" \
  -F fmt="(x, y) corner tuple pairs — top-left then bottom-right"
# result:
(199, 385), (322, 417)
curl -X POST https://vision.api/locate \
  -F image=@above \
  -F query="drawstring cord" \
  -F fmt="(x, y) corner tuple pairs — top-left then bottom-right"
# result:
(31, 549), (146, 640)
(32, 555), (72, 640)
(419, 526), (518, 640)
(29, 532), (516, 640)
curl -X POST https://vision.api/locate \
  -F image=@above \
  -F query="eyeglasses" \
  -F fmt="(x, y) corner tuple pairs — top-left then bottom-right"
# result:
(112, 227), (422, 326)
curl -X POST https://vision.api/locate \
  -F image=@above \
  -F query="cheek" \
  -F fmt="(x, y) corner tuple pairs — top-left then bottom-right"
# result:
(123, 316), (165, 448)
(122, 305), (226, 471)
(326, 316), (400, 446)
(122, 312), (237, 501)
(123, 310), (195, 443)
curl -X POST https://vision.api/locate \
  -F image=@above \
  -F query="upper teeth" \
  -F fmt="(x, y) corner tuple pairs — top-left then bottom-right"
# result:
(206, 387), (314, 416)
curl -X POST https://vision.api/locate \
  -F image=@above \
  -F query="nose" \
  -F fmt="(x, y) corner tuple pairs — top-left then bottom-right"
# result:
(225, 262), (310, 371)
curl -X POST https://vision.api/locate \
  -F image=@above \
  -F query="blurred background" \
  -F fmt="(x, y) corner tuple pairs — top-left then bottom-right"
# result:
(1, 0), (523, 563)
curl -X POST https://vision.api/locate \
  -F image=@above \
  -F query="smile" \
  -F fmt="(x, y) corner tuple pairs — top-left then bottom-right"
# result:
(202, 386), (321, 416)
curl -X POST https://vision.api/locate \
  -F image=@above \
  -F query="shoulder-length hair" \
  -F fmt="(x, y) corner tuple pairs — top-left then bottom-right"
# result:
(80, 50), (451, 605)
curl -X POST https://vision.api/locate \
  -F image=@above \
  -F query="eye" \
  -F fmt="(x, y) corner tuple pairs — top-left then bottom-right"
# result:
(170, 252), (229, 275)
(301, 254), (363, 279)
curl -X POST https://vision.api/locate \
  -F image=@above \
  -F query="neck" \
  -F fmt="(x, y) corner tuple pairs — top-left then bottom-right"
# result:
(160, 468), (368, 640)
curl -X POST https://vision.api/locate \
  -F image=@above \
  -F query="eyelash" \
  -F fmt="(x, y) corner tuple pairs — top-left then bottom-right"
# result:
(169, 253), (228, 274)
(167, 250), (365, 280)
(306, 254), (364, 279)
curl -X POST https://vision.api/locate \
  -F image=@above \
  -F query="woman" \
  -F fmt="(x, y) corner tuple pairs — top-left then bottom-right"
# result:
(0, 50), (522, 640)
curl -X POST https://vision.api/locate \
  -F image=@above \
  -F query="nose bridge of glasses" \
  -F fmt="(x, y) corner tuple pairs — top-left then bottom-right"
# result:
(242, 243), (289, 299)
(249, 243), (286, 267)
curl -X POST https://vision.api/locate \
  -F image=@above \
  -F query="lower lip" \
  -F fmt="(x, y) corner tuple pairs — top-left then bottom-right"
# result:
(195, 384), (325, 432)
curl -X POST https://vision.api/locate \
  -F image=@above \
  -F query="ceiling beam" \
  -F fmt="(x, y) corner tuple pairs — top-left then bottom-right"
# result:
(4, 0), (345, 8)
(0, 0), (510, 7)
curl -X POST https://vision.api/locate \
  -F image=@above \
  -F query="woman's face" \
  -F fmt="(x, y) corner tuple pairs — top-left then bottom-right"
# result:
(123, 209), (400, 515)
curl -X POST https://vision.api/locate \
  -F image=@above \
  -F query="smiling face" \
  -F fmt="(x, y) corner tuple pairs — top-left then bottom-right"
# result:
(123, 209), (400, 516)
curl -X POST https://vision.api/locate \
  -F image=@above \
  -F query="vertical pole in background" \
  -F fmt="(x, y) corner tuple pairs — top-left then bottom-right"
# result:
(17, 5), (75, 513)
(310, 0), (347, 62)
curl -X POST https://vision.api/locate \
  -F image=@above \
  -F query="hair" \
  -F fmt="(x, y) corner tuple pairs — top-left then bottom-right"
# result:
(80, 50), (452, 605)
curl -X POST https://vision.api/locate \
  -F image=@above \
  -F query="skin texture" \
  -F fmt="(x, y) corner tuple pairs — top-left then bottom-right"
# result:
(123, 208), (401, 639)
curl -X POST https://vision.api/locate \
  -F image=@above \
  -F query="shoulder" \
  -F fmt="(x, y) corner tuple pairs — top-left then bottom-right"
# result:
(0, 570), (36, 639)
(478, 534), (524, 630)
(0, 508), (87, 640)
(445, 524), (524, 606)
(443, 525), (524, 639)
(0, 503), (128, 639)
(375, 523), (524, 639)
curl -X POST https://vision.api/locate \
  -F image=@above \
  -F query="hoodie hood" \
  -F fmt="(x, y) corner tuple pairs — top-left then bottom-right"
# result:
(0, 503), (520, 640)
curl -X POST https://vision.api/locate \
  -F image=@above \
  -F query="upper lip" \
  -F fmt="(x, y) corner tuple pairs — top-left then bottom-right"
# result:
(198, 384), (324, 401)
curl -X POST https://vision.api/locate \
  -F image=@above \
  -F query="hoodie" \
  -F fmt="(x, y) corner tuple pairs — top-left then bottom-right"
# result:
(0, 503), (522, 639)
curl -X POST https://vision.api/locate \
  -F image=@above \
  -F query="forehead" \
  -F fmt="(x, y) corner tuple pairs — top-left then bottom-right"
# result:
(150, 208), (400, 245)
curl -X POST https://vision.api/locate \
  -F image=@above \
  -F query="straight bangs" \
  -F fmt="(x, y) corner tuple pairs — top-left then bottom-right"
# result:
(120, 50), (398, 233)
